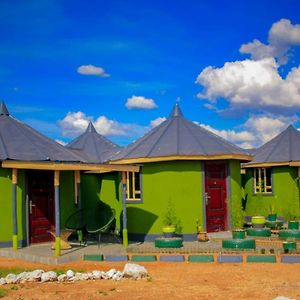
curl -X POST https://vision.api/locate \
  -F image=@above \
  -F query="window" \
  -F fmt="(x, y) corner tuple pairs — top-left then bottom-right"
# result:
(254, 168), (272, 194)
(126, 171), (142, 201)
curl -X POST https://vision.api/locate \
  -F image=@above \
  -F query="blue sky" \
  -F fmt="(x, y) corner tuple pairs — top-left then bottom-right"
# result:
(1, 0), (300, 148)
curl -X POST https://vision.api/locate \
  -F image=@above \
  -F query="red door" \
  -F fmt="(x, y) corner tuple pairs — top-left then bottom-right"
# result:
(28, 171), (55, 243)
(205, 163), (227, 232)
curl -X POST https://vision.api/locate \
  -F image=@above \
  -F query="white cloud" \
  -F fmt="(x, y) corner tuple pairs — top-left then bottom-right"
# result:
(200, 123), (255, 144)
(240, 19), (300, 64)
(150, 117), (166, 127)
(59, 111), (149, 139)
(196, 57), (300, 109)
(125, 96), (157, 109)
(198, 114), (297, 149)
(77, 65), (110, 77)
(55, 139), (67, 146)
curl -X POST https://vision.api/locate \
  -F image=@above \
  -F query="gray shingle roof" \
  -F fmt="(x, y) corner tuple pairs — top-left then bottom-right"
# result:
(0, 102), (82, 162)
(245, 125), (300, 166)
(67, 122), (121, 163)
(112, 104), (251, 163)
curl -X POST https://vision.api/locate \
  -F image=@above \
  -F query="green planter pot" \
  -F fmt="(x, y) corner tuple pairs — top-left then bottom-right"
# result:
(232, 229), (246, 239)
(155, 237), (183, 248)
(268, 213), (277, 222)
(162, 225), (176, 238)
(288, 221), (299, 230)
(246, 227), (271, 237)
(283, 241), (297, 252)
(251, 216), (266, 228)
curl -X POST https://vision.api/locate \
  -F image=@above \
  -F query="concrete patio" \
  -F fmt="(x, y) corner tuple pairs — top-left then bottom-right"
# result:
(0, 231), (297, 265)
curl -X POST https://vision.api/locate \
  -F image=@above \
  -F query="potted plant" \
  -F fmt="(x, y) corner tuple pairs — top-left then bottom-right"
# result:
(196, 219), (208, 242)
(268, 203), (277, 222)
(288, 217), (299, 230)
(251, 215), (266, 228)
(162, 201), (179, 238)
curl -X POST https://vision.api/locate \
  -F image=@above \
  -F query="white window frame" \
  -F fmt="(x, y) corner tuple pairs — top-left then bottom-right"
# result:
(254, 167), (272, 194)
(126, 171), (142, 202)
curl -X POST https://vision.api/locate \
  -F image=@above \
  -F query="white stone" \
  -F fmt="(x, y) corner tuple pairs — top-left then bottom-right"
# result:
(57, 274), (67, 282)
(112, 271), (123, 281)
(103, 269), (117, 280)
(41, 271), (57, 283)
(92, 270), (103, 279)
(5, 273), (18, 284)
(27, 270), (44, 282)
(0, 278), (6, 285)
(66, 269), (75, 279)
(123, 263), (148, 279)
(16, 272), (29, 283)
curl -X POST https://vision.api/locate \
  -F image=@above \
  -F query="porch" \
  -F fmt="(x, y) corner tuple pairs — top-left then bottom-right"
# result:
(1, 231), (296, 265)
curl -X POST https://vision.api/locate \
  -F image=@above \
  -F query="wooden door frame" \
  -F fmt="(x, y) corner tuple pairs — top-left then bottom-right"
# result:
(202, 161), (231, 232)
(26, 170), (55, 244)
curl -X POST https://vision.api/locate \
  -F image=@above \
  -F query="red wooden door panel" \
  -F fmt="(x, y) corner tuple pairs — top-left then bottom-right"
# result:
(28, 171), (55, 243)
(205, 163), (227, 232)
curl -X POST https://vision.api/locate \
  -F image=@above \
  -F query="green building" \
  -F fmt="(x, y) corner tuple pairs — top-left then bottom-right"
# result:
(109, 104), (252, 240)
(242, 125), (300, 220)
(0, 102), (135, 254)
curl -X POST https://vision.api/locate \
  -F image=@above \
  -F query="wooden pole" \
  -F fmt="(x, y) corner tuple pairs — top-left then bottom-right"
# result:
(121, 172), (128, 247)
(12, 168), (18, 250)
(54, 170), (61, 256)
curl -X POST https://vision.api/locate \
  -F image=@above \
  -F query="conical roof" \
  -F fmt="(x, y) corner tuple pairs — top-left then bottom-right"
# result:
(0, 102), (82, 162)
(244, 125), (300, 167)
(67, 122), (121, 163)
(111, 104), (251, 163)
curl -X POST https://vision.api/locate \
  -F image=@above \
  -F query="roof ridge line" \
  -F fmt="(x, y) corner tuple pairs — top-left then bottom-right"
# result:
(262, 128), (287, 163)
(117, 118), (168, 159)
(181, 118), (208, 154)
(147, 118), (175, 157)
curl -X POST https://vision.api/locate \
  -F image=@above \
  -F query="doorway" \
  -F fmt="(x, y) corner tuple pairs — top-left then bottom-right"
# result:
(204, 162), (227, 232)
(27, 171), (55, 243)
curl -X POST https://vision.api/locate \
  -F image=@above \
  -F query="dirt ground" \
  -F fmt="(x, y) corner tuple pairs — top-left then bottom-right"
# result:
(0, 257), (300, 300)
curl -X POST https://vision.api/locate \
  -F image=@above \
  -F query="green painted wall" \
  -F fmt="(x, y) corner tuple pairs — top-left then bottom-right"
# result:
(81, 161), (204, 235)
(81, 160), (244, 236)
(60, 171), (77, 228)
(0, 168), (26, 243)
(126, 161), (203, 235)
(229, 160), (243, 229)
(243, 166), (300, 219)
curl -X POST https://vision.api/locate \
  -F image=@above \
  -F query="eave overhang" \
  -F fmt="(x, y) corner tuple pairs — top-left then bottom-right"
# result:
(1, 160), (139, 173)
(110, 153), (253, 164)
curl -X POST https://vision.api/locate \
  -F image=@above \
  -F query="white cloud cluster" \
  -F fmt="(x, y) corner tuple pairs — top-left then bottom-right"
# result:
(196, 19), (300, 112)
(199, 114), (296, 149)
(77, 65), (110, 77)
(196, 57), (300, 109)
(150, 117), (166, 127)
(125, 96), (157, 109)
(240, 19), (300, 64)
(59, 111), (129, 137)
(59, 111), (151, 140)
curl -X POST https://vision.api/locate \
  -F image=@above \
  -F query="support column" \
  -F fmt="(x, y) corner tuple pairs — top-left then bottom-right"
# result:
(54, 170), (61, 257)
(12, 168), (18, 250)
(74, 170), (83, 243)
(121, 172), (128, 247)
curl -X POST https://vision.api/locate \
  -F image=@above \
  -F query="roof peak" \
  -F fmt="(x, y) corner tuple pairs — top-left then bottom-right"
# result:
(86, 121), (97, 133)
(169, 103), (183, 118)
(0, 102), (9, 116)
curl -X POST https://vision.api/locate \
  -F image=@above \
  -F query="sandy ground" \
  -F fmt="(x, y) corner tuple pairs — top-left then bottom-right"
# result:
(0, 257), (300, 299)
